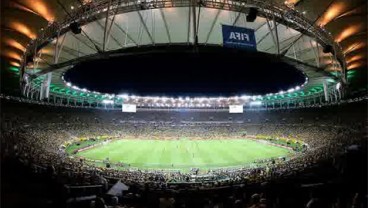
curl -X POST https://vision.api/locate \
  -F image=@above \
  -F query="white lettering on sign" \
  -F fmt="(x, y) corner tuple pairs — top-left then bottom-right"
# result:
(229, 32), (250, 42)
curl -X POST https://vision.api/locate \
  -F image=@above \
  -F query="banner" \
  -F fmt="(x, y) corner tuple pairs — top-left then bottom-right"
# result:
(229, 105), (244, 113)
(222, 25), (257, 50)
(122, 104), (136, 113)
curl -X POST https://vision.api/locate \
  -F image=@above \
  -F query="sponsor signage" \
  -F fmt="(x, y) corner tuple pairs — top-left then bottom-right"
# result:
(222, 25), (257, 50)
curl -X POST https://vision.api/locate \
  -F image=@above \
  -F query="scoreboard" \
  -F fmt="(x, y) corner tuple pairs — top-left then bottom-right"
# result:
(229, 105), (243, 113)
(122, 104), (136, 113)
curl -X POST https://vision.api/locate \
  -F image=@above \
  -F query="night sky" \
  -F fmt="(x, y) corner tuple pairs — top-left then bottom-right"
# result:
(64, 46), (305, 96)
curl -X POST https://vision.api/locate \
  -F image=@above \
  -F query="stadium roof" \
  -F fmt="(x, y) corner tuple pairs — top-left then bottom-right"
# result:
(0, 0), (367, 100)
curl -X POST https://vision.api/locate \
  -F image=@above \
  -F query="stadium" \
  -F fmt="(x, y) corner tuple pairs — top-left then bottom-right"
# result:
(0, 0), (367, 208)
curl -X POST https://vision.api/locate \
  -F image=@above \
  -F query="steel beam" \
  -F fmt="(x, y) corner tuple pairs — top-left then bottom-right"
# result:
(273, 18), (280, 55)
(55, 33), (67, 64)
(192, 0), (198, 45)
(113, 21), (138, 46)
(187, 6), (191, 43)
(160, 9), (171, 43)
(265, 18), (277, 53)
(137, 10), (155, 44)
(72, 33), (100, 52)
(309, 39), (320, 67)
(205, 9), (221, 44)
(103, 0), (112, 51)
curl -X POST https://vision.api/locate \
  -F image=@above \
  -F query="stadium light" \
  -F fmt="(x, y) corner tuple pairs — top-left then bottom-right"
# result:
(295, 86), (300, 90)
(66, 82), (71, 87)
(250, 101), (262, 106)
(287, 88), (295, 93)
(197, 97), (206, 102)
(102, 99), (114, 104)
(118, 94), (129, 99)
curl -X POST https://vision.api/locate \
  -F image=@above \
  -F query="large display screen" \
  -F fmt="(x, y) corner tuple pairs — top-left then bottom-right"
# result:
(229, 105), (244, 113)
(122, 104), (137, 113)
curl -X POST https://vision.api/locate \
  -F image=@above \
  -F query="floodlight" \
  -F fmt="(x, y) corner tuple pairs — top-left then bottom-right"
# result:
(118, 94), (129, 99)
(250, 101), (262, 106)
(102, 100), (114, 104)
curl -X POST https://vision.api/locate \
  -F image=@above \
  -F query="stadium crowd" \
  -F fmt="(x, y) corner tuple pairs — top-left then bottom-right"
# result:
(1, 97), (367, 208)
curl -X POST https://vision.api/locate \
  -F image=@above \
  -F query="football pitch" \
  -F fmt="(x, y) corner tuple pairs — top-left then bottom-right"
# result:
(75, 138), (293, 170)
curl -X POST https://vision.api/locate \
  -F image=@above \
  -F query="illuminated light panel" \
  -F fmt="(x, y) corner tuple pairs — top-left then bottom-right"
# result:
(347, 55), (366, 64)
(9, 66), (20, 72)
(347, 71), (357, 75)
(335, 23), (365, 43)
(318, 2), (346, 26)
(9, 61), (20, 67)
(326, 69), (341, 72)
(9, 2), (39, 16)
(82, 0), (93, 4)
(8, 21), (36, 39)
(344, 42), (367, 54)
(335, 5), (366, 20)
(286, 0), (301, 4)
(284, 0), (301, 8)
(17, 0), (55, 22)
(347, 61), (366, 70)
(3, 38), (26, 52)
(3, 51), (22, 60)
(40, 48), (54, 55)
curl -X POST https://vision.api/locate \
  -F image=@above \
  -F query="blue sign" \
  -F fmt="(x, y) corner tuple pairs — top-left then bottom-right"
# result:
(222, 25), (257, 50)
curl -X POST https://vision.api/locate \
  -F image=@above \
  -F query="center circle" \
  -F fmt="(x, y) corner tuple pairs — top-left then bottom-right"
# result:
(64, 45), (306, 97)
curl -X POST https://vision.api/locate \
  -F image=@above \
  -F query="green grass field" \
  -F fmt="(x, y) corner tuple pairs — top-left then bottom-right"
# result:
(74, 138), (293, 170)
